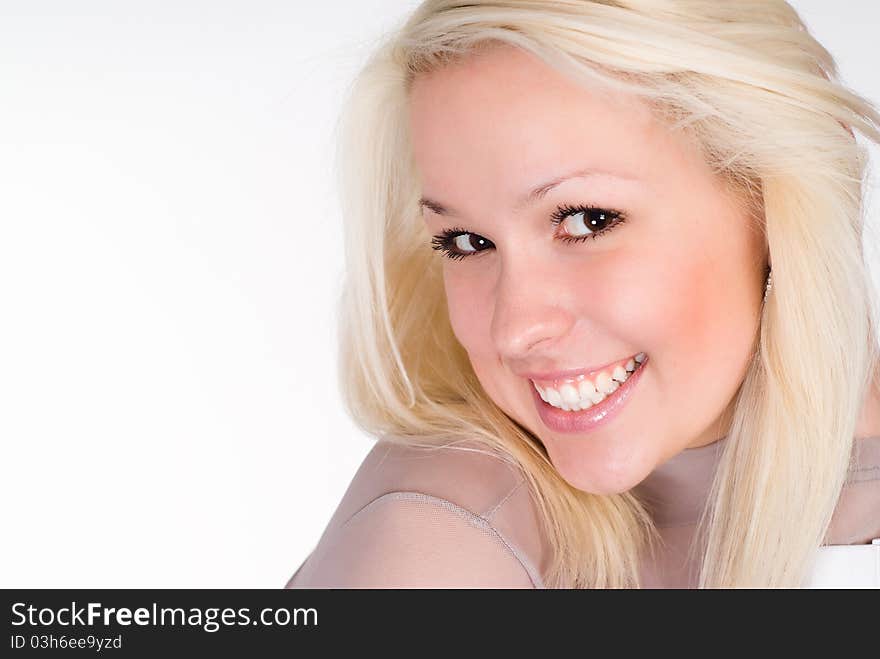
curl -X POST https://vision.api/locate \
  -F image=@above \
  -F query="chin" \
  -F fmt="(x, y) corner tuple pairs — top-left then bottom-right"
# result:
(543, 437), (656, 496)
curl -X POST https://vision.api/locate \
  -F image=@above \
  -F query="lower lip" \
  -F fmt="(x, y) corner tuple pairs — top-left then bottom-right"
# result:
(531, 357), (648, 435)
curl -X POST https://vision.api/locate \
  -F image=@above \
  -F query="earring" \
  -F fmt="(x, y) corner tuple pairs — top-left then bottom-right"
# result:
(763, 268), (773, 303)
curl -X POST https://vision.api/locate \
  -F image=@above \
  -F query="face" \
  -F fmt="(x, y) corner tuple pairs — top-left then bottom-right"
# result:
(408, 45), (768, 495)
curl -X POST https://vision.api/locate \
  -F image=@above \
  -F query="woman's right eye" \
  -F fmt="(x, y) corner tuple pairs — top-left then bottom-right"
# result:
(430, 228), (495, 261)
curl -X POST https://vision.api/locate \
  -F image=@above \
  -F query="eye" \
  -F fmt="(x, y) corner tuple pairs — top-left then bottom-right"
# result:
(550, 204), (626, 243)
(429, 204), (626, 261)
(430, 227), (494, 261)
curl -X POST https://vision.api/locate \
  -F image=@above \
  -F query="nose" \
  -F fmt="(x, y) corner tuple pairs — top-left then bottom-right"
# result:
(489, 257), (576, 362)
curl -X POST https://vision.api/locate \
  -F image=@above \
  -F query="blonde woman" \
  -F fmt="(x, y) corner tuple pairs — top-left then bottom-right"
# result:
(287, 0), (880, 588)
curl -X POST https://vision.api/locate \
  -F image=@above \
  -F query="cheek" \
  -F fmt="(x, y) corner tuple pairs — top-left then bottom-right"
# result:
(442, 265), (513, 407)
(630, 227), (760, 427)
(628, 250), (718, 353)
(443, 266), (493, 355)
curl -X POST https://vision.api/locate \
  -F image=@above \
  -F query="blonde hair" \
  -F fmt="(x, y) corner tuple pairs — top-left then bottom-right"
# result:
(334, 0), (880, 587)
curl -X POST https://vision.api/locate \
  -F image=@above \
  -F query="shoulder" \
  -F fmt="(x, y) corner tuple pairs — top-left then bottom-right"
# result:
(826, 434), (880, 545)
(289, 490), (539, 588)
(287, 437), (548, 588)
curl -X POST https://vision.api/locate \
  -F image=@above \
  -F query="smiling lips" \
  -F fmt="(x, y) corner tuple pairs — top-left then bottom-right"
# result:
(531, 352), (646, 412)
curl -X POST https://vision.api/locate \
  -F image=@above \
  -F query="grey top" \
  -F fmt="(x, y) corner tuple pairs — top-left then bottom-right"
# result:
(286, 435), (880, 588)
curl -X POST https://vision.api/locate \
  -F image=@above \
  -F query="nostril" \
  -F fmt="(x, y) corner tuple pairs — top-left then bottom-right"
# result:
(525, 335), (554, 353)
(491, 305), (575, 361)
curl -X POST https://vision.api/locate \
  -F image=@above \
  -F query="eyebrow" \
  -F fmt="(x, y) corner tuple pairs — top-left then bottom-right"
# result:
(418, 168), (640, 217)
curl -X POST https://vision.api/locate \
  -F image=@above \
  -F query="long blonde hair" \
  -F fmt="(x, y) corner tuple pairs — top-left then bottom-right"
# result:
(333, 0), (880, 587)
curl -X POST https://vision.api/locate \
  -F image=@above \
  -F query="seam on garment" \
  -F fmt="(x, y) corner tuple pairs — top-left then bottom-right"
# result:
(846, 465), (880, 483)
(652, 520), (701, 530)
(482, 477), (527, 521)
(343, 490), (546, 589)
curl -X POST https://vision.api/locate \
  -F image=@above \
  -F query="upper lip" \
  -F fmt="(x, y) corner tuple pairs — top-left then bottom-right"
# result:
(516, 354), (640, 383)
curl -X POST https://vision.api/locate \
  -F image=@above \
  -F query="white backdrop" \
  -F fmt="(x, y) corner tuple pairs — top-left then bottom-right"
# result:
(1, 1), (877, 587)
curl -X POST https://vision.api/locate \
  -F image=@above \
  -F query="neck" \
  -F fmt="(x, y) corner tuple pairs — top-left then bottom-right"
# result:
(855, 375), (880, 439)
(633, 436), (728, 528)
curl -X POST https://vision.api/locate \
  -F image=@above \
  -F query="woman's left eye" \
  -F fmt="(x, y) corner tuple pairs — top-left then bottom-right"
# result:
(549, 204), (626, 243)
(430, 203), (627, 261)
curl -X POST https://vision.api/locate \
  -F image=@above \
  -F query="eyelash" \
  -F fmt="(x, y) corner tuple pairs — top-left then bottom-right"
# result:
(430, 204), (627, 261)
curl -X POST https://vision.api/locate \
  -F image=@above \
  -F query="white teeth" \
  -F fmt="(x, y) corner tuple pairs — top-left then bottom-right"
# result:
(578, 380), (596, 400)
(559, 384), (581, 406)
(595, 372), (616, 394)
(533, 353), (645, 412)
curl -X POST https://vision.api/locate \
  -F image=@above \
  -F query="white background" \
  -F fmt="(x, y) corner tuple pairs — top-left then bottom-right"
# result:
(1, 1), (877, 587)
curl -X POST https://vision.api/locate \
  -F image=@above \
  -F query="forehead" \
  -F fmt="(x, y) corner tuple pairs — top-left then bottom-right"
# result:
(407, 45), (693, 204)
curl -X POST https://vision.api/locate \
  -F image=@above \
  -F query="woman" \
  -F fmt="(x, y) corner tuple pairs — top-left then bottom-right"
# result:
(288, 0), (880, 588)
